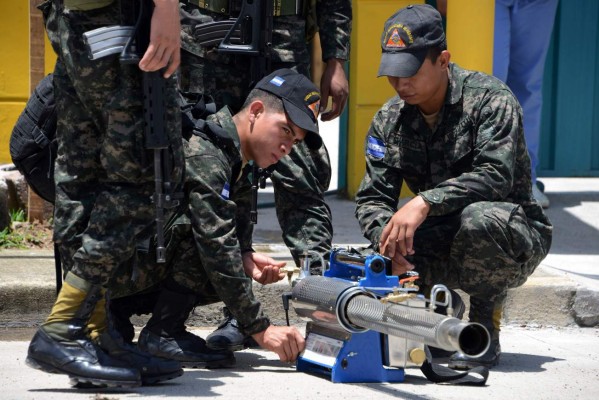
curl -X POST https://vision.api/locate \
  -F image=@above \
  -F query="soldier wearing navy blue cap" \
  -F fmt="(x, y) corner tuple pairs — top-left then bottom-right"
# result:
(355, 4), (552, 370)
(107, 69), (320, 366)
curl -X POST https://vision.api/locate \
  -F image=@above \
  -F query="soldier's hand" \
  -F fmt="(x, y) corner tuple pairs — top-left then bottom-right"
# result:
(252, 325), (305, 363)
(390, 251), (415, 276)
(242, 252), (286, 284)
(139, 0), (181, 78)
(380, 195), (430, 258)
(319, 58), (348, 121)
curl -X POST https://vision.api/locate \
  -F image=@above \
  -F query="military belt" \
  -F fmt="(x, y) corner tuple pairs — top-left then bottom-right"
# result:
(188, 0), (304, 17)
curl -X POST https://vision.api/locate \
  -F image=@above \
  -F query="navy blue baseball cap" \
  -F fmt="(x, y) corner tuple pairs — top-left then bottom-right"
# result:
(378, 4), (446, 78)
(254, 69), (322, 150)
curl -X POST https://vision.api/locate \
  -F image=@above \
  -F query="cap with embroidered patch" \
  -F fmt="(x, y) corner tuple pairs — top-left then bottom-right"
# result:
(378, 4), (445, 78)
(254, 69), (322, 150)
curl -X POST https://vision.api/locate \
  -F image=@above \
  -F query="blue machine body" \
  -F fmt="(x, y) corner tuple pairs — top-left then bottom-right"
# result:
(295, 248), (411, 383)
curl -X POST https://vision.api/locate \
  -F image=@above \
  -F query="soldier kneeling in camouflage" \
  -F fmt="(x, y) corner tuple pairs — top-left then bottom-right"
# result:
(355, 5), (553, 369)
(107, 69), (323, 366)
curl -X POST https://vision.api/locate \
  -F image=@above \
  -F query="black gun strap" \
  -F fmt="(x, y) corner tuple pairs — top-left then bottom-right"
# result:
(420, 346), (489, 385)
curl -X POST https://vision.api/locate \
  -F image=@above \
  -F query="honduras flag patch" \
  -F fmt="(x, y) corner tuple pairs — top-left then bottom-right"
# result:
(367, 136), (386, 159)
(221, 182), (231, 199)
(270, 76), (285, 86)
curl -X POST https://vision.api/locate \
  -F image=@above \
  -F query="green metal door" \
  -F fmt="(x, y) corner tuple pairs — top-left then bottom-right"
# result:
(539, 0), (599, 177)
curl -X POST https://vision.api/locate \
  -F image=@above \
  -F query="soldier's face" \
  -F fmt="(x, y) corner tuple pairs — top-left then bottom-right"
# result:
(250, 110), (306, 168)
(387, 50), (450, 114)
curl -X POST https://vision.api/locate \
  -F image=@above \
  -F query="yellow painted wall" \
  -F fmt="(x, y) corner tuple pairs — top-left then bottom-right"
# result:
(0, 2), (30, 164)
(346, 0), (495, 198)
(347, 0), (423, 199)
(0, 3), (56, 164)
(45, 35), (56, 75)
(446, 0), (494, 74)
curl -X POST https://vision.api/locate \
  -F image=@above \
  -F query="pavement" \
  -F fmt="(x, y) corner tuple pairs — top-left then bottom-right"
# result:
(0, 177), (599, 399)
(1, 325), (598, 400)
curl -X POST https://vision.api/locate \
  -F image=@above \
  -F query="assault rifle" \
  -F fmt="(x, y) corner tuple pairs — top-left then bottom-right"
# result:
(83, 0), (275, 226)
(83, 0), (180, 263)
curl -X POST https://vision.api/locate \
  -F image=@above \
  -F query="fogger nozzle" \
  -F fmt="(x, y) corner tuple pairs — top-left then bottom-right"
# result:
(292, 276), (490, 358)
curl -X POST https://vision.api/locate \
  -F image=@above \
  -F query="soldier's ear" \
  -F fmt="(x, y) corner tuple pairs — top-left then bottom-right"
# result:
(439, 50), (451, 69)
(248, 100), (265, 124)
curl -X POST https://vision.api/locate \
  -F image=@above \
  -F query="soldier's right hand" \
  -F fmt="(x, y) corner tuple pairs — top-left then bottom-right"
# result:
(251, 325), (305, 363)
(380, 195), (431, 258)
(139, 0), (181, 78)
(390, 251), (415, 276)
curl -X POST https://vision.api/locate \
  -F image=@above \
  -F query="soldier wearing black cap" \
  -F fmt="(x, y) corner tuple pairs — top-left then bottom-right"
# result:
(106, 69), (320, 366)
(355, 5), (552, 369)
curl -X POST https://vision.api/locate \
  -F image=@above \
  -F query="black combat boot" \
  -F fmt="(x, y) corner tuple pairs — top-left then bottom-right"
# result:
(448, 296), (503, 369)
(109, 290), (160, 344)
(96, 294), (184, 385)
(26, 275), (141, 388)
(138, 282), (236, 368)
(206, 307), (260, 351)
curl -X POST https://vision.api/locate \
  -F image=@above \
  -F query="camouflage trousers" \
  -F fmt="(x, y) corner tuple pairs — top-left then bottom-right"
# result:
(44, 1), (184, 285)
(179, 50), (333, 267)
(407, 201), (552, 303)
(110, 222), (225, 307)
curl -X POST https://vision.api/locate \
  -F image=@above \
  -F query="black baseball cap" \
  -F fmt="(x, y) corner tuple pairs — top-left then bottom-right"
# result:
(254, 69), (322, 150)
(378, 4), (446, 78)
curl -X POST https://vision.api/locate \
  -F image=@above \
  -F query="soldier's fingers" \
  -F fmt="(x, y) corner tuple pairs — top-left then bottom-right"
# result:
(321, 101), (340, 121)
(253, 267), (268, 283)
(163, 49), (180, 78)
(383, 224), (400, 256)
(264, 267), (278, 284)
(379, 223), (392, 252)
(405, 229), (415, 255)
(319, 86), (331, 118)
(334, 93), (348, 118)
(139, 45), (158, 71)
(286, 336), (299, 362)
(392, 252), (414, 275)
(289, 340), (300, 362)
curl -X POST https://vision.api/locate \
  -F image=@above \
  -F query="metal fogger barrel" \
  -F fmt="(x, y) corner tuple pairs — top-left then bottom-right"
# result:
(292, 276), (490, 357)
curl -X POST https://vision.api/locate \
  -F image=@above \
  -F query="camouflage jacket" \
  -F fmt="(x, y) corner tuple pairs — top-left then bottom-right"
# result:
(180, 0), (352, 63)
(179, 106), (269, 335)
(355, 63), (551, 248)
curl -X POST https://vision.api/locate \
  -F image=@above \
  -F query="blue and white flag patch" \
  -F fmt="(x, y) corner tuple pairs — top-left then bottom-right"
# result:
(221, 182), (231, 199)
(270, 76), (285, 86)
(367, 135), (386, 159)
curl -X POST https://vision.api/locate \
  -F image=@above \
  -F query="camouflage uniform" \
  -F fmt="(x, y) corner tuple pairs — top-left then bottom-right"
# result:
(42, 0), (184, 284)
(355, 63), (553, 302)
(178, 0), (352, 266)
(112, 107), (270, 335)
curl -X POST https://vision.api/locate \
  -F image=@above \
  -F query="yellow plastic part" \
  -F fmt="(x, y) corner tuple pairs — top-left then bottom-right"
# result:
(409, 347), (427, 365)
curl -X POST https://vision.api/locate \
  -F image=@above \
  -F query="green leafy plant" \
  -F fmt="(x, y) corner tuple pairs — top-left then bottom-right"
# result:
(0, 209), (52, 249)
(10, 209), (26, 222)
(0, 227), (27, 249)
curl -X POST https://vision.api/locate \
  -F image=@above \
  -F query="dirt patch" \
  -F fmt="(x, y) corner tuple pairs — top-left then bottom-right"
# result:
(1, 220), (54, 250)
